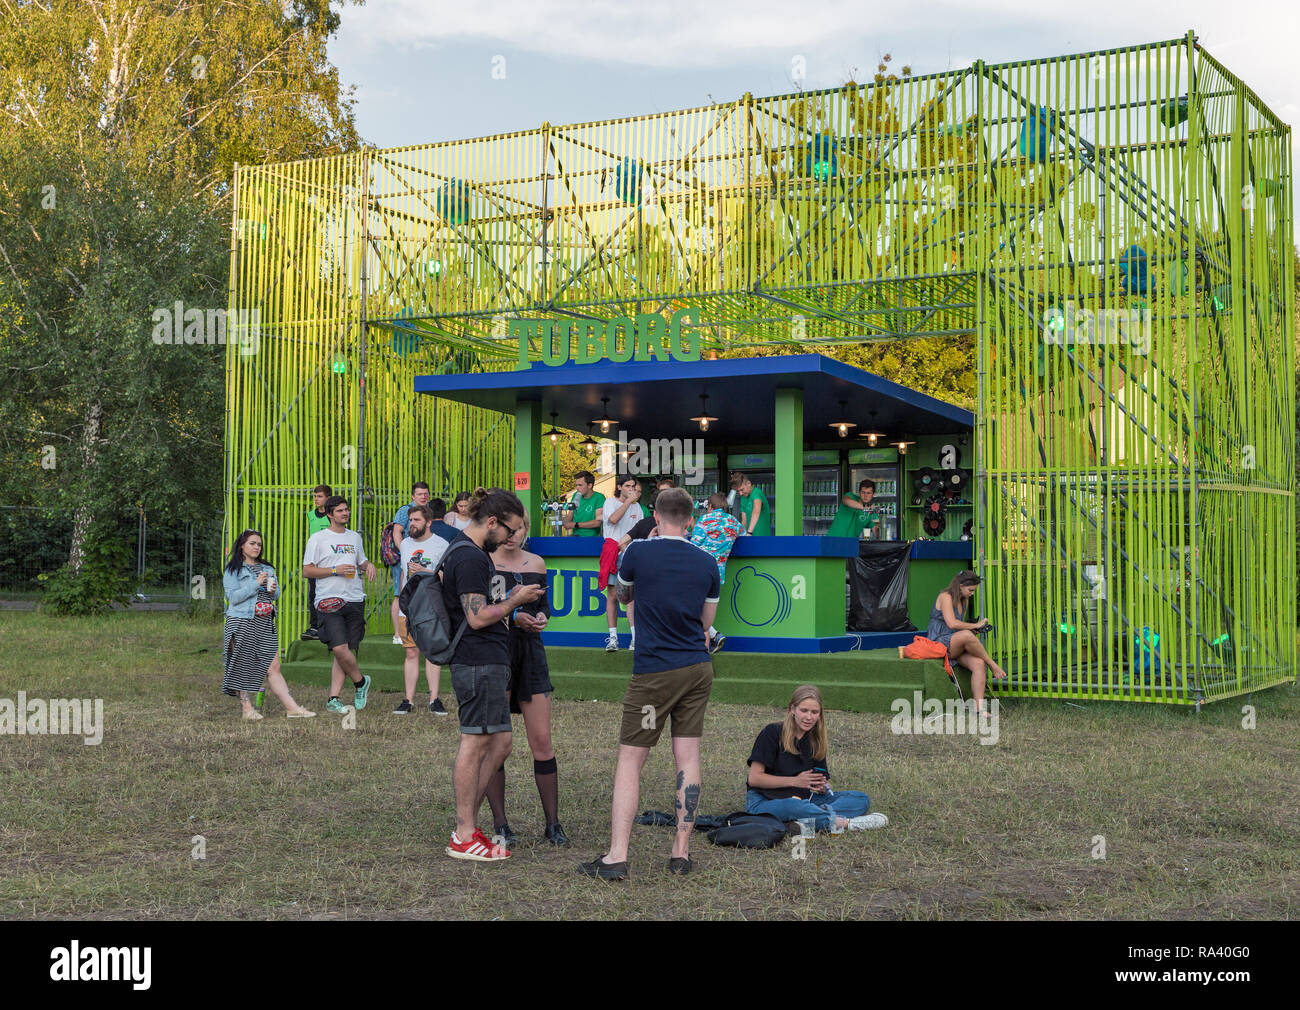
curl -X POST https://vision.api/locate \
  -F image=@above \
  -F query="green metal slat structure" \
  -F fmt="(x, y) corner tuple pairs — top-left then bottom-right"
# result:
(225, 32), (1294, 704)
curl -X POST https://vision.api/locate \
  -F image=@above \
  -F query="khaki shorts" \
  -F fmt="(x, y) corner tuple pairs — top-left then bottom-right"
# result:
(619, 662), (714, 747)
(394, 614), (416, 649)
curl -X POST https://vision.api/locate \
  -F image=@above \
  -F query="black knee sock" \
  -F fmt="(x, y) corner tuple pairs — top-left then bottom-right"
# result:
(485, 763), (507, 828)
(533, 756), (559, 826)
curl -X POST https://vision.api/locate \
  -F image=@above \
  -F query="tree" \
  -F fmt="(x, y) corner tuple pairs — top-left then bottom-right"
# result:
(0, 1), (363, 573)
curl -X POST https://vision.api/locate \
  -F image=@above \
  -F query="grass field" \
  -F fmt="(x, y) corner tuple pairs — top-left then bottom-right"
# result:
(1, 611), (1297, 920)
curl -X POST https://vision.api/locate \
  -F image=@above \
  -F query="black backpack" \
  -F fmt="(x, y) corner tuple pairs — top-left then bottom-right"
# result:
(397, 539), (478, 665)
(706, 812), (788, 848)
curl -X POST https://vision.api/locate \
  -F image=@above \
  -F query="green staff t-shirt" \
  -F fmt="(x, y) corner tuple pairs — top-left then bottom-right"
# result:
(826, 493), (879, 538)
(307, 507), (330, 537)
(739, 485), (771, 536)
(570, 491), (606, 537)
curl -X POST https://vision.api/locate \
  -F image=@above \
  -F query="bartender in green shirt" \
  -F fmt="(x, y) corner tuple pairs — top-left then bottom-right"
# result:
(730, 471), (772, 536)
(827, 478), (880, 538)
(563, 470), (606, 536)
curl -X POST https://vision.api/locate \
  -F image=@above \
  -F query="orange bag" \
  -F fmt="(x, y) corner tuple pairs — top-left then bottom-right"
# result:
(901, 635), (954, 679)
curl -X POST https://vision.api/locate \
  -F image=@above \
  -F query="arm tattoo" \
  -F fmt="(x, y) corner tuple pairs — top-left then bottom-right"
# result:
(683, 782), (701, 824)
(462, 593), (487, 617)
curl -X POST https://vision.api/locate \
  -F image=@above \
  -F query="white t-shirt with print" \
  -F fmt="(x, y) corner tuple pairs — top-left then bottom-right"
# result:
(398, 532), (449, 593)
(602, 498), (645, 541)
(303, 528), (369, 603)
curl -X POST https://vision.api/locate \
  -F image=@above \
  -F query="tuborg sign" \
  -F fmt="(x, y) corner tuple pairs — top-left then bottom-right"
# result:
(512, 308), (700, 368)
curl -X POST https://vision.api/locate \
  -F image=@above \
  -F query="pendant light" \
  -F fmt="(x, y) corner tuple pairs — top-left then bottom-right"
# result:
(891, 439), (916, 455)
(829, 400), (857, 439)
(859, 410), (886, 447)
(579, 424), (599, 454)
(690, 392), (718, 433)
(590, 395), (618, 435)
(543, 409), (562, 445)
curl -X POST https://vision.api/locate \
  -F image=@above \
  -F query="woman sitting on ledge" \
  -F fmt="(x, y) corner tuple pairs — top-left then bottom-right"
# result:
(745, 685), (887, 831)
(928, 570), (1007, 713)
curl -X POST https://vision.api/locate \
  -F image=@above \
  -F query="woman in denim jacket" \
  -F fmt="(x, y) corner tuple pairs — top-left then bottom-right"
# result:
(223, 529), (314, 720)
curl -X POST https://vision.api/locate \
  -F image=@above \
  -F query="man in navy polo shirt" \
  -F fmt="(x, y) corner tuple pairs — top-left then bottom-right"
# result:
(580, 488), (719, 881)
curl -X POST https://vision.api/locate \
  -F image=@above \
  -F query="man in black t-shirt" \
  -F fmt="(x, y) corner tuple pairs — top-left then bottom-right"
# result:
(580, 488), (719, 881)
(440, 488), (544, 862)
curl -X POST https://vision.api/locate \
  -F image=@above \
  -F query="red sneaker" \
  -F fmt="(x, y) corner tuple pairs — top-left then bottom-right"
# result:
(445, 830), (511, 862)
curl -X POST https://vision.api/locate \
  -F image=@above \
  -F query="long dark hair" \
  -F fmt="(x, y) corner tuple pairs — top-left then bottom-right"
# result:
(940, 571), (979, 618)
(226, 529), (266, 573)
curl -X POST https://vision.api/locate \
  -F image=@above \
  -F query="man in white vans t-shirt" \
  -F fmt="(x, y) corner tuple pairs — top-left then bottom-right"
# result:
(301, 496), (378, 714)
(393, 504), (449, 715)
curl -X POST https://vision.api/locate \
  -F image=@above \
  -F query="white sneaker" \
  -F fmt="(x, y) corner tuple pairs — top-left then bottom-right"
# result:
(391, 634), (402, 645)
(605, 634), (618, 653)
(628, 638), (635, 652)
(848, 813), (888, 830)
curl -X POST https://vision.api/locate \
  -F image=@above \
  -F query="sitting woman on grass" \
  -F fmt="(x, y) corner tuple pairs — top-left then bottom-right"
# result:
(928, 570), (1007, 713)
(745, 685), (886, 832)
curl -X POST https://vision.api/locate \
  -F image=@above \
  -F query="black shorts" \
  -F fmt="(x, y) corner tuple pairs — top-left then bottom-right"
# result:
(451, 663), (512, 735)
(319, 600), (366, 652)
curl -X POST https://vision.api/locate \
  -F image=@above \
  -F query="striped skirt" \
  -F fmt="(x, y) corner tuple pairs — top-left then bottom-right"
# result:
(222, 616), (279, 697)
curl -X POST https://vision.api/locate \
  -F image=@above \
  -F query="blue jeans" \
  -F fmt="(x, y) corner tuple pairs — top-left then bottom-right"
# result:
(745, 788), (870, 830)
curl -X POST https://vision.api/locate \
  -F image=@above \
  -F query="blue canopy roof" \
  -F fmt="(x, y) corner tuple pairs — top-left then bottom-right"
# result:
(414, 354), (972, 443)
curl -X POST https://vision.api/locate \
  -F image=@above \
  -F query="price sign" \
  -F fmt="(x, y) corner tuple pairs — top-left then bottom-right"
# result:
(513, 472), (530, 491)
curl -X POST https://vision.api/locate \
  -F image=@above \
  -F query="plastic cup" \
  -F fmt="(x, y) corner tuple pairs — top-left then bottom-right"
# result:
(797, 817), (817, 839)
(829, 817), (846, 836)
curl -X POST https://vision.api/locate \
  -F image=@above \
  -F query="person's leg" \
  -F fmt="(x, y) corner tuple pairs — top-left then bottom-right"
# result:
(669, 735), (702, 860)
(237, 689), (256, 715)
(604, 744), (651, 863)
(329, 654), (345, 698)
(331, 644), (363, 686)
(958, 654), (988, 712)
(825, 790), (871, 819)
(424, 661), (441, 702)
(390, 593), (401, 641)
(950, 629), (1006, 680)
(604, 587), (619, 637)
(481, 761), (507, 829)
(265, 656), (304, 712)
(453, 732), (491, 839)
(477, 732), (513, 832)
(519, 693), (559, 826)
(403, 647), (419, 703)
(747, 790), (816, 820)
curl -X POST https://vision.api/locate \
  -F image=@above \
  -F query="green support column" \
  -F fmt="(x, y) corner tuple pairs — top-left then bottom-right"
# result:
(514, 399), (544, 534)
(775, 388), (803, 535)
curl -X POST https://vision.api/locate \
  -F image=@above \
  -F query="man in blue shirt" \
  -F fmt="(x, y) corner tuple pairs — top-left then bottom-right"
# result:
(580, 488), (719, 881)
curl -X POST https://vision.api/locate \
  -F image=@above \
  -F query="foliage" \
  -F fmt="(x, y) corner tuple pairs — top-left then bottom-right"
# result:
(0, 1), (364, 572)
(37, 533), (132, 615)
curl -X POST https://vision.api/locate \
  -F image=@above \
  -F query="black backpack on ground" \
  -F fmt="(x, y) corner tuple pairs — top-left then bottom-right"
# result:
(397, 539), (478, 665)
(706, 812), (788, 849)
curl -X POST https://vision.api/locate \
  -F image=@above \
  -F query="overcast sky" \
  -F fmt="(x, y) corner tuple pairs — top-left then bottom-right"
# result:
(330, 0), (1298, 238)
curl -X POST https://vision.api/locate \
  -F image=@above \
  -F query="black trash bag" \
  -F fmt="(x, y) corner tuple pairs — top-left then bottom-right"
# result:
(847, 541), (916, 633)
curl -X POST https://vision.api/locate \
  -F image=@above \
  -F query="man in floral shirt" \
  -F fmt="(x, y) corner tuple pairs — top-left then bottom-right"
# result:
(690, 493), (743, 654)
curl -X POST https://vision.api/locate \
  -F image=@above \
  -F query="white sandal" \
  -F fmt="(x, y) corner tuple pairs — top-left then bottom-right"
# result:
(241, 709), (264, 721)
(287, 708), (317, 718)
